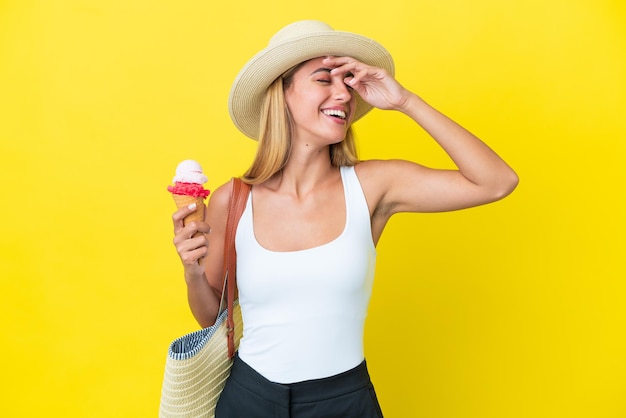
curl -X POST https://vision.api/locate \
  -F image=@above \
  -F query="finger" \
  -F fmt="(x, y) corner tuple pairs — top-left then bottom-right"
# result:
(324, 55), (359, 67)
(186, 222), (211, 240)
(193, 221), (212, 234)
(325, 58), (357, 79)
(172, 202), (204, 233)
(173, 222), (211, 246)
(179, 246), (209, 266)
(329, 56), (369, 71)
(172, 202), (201, 223)
(174, 234), (209, 261)
(347, 67), (371, 86)
(331, 62), (358, 77)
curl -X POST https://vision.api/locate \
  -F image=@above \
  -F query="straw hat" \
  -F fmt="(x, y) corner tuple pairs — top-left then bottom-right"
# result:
(228, 20), (395, 140)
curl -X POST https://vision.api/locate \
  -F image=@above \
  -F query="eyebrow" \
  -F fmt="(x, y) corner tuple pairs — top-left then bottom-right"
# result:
(310, 67), (332, 76)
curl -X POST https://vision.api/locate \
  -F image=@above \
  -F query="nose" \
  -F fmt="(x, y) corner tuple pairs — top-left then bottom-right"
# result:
(332, 78), (352, 102)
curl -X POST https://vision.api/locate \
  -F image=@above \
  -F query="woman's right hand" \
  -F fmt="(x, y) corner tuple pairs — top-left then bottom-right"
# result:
(171, 183), (231, 327)
(172, 202), (211, 281)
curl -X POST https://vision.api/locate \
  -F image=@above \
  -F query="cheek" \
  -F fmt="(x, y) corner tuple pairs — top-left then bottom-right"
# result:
(285, 87), (320, 117)
(284, 91), (302, 121)
(285, 85), (307, 108)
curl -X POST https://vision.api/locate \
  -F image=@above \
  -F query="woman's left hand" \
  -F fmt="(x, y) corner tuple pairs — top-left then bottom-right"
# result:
(324, 56), (409, 111)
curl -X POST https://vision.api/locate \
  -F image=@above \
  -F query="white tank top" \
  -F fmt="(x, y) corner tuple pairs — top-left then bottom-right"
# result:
(235, 165), (377, 383)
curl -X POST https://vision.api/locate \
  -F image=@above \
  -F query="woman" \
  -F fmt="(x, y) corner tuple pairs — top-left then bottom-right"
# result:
(172, 20), (518, 417)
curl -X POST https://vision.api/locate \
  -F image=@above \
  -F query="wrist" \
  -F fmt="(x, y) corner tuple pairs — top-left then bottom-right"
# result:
(184, 270), (206, 286)
(395, 91), (420, 113)
(399, 93), (434, 123)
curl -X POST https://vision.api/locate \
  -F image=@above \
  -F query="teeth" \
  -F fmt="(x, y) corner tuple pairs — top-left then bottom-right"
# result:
(322, 109), (346, 119)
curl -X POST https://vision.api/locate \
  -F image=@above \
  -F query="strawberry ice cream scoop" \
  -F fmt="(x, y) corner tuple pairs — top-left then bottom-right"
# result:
(167, 160), (210, 199)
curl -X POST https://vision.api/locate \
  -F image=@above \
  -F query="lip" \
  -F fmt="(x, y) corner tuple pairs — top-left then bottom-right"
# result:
(321, 106), (349, 123)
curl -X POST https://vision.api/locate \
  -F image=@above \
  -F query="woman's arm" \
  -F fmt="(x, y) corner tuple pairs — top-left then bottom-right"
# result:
(326, 56), (518, 216)
(171, 181), (232, 327)
(367, 93), (518, 214)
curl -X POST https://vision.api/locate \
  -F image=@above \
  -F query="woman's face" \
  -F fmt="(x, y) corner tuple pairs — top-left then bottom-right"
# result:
(284, 57), (356, 145)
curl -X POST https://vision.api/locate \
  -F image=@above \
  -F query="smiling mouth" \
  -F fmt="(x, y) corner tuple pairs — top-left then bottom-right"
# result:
(322, 109), (347, 120)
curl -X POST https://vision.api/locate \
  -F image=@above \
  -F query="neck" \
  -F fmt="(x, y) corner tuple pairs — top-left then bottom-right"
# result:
(269, 144), (336, 197)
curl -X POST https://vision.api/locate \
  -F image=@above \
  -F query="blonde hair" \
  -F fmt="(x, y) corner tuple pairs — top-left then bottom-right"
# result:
(241, 64), (360, 185)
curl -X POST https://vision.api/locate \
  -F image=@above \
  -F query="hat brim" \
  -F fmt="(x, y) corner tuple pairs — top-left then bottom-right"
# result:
(228, 30), (395, 140)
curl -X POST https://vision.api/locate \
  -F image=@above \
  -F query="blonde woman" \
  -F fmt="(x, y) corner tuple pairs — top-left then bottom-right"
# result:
(172, 20), (518, 417)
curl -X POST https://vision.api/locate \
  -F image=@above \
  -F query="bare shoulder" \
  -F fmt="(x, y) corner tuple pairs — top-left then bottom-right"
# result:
(205, 180), (234, 232)
(207, 180), (233, 209)
(355, 159), (428, 192)
(353, 159), (389, 187)
(354, 159), (427, 243)
(356, 159), (426, 178)
(355, 159), (433, 216)
(354, 160), (405, 217)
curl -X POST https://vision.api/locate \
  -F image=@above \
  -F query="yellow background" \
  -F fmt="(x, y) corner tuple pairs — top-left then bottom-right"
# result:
(1, 0), (624, 417)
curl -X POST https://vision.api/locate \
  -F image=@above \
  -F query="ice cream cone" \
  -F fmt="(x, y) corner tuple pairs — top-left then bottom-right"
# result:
(168, 160), (210, 246)
(172, 194), (205, 235)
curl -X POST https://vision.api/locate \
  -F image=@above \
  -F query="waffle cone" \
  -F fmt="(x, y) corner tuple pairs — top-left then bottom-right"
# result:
(172, 194), (205, 227)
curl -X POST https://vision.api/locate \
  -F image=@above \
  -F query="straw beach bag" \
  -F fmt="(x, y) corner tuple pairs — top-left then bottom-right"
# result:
(159, 178), (250, 418)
